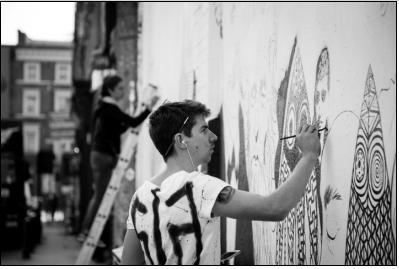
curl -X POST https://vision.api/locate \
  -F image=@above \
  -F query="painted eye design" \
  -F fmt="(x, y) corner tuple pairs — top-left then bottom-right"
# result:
(367, 130), (386, 208)
(286, 106), (296, 149)
(354, 140), (368, 203)
(299, 100), (310, 127)
(355, 149), (366, 181)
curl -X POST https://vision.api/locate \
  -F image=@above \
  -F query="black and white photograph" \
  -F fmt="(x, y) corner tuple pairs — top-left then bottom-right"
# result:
(1, 2), (396, 266)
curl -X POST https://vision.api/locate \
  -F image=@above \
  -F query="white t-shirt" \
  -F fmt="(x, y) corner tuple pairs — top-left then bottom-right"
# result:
(126, 171), (230, 265)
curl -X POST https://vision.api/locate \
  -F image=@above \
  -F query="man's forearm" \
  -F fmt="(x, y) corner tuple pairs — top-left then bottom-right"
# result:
(269, 153), (317, 218)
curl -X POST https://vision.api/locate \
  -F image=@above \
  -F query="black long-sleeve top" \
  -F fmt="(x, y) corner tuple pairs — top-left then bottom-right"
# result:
(92, 100), (151, 157)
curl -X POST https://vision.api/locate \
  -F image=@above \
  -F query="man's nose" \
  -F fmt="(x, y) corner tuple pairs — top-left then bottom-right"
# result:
(210, 131), (218, 142)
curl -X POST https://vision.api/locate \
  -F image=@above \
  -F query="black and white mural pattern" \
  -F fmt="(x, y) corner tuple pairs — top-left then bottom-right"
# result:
(345, 66), (395, 265)
(275, 39), (330, 265)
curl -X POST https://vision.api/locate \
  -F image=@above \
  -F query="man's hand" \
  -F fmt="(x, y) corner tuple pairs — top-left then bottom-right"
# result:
(295, 122), (321, 159)
(212, 121), (322, 222)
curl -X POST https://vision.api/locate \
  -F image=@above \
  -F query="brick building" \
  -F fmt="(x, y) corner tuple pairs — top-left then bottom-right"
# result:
(1, 45), (13, 119)
(2, 31), (74, 189)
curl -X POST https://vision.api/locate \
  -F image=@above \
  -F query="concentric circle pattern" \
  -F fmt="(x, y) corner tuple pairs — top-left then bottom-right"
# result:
(367, 130), (386, 208)
(354, 138), (368, 205)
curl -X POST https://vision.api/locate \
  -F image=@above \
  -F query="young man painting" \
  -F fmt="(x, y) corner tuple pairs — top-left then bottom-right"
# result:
(122, 100), (320, 265)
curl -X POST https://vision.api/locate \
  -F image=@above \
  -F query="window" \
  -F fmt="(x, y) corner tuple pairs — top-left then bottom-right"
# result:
(23, 89), (41, 116)
(23, 124), (40, 154)
(23, 62), (40, 82)
(53, 139), (73, 161)
(55, 63), (71, 84)
(54, 89), (71, 113)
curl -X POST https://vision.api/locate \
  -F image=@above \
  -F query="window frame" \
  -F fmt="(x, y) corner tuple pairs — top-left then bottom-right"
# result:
(23, 123), (40, 154)
(54, 63), (71, 85)
(53, 89), (72, 113)
(22, 88), (41, 116)
(23, 62), (41, 82)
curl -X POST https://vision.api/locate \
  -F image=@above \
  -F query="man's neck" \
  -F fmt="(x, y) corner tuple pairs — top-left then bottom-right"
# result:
(166, 154), (197, 173)
(152, 154), (198, 186)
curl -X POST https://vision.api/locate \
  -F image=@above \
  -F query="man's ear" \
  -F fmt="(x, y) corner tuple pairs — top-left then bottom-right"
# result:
(175, 134), (187, 149)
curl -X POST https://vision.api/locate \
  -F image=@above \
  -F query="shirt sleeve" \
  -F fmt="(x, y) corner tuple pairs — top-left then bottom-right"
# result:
(191, 173), (231, 219)
(126, 193), (136, 230)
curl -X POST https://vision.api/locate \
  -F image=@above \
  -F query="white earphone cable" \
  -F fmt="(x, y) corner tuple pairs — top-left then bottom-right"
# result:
(185, 146), (196, 171)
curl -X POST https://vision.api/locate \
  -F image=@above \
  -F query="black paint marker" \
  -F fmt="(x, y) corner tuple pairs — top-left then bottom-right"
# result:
(280, 127), (328, 140)
(221, 250), (241, 262)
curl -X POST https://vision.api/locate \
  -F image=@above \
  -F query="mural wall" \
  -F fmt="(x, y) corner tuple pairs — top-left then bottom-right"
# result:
(135, 2), (396, 265)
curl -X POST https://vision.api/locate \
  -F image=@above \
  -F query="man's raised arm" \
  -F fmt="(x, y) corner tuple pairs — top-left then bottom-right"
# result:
(212, 123), (320, 221)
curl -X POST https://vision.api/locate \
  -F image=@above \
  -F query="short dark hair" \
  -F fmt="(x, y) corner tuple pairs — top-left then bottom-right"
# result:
(101, 75), (122, 97)
(149, 100), (211, 161)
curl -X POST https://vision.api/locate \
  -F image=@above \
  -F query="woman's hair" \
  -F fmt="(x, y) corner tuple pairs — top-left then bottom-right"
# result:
(101, 75), (123, 97)
(149, 100), (210, 161)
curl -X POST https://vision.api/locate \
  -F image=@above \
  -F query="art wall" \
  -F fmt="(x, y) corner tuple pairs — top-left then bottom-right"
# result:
(134, 2), (396, 265)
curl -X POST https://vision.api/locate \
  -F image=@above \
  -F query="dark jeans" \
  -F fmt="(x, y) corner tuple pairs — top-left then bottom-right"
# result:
(81, 151), (116, 241)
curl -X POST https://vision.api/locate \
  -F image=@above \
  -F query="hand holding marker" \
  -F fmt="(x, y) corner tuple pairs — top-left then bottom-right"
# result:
(280, 120), (326, 140)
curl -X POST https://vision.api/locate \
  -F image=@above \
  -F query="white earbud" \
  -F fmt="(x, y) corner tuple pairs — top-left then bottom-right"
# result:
(182, 140), (195, 170)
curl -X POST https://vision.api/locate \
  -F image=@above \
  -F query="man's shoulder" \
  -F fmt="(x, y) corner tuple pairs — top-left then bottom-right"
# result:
(170, 171), (221, 183)
(190, 172), (227, 188)
(193, 171), (223, 181)
(131, 182), (156, 201)
(158, 171), (224, 192)
(135, 181), (156, 194)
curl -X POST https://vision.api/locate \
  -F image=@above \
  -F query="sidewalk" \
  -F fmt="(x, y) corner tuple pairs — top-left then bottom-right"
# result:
(1, 221), (107, 265)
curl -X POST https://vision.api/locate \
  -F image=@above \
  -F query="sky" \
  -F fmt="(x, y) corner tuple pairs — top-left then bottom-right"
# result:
(1, 2), (76, 45)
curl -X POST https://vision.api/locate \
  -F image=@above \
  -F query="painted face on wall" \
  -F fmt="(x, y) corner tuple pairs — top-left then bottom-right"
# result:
(318, 110), (357, 265)
(184, 115), (218, 166)
(312, 48), (331, 264)
(322, 186), (343, 256)
(314, 48), (330, 148)
(276, 42), (329, 266)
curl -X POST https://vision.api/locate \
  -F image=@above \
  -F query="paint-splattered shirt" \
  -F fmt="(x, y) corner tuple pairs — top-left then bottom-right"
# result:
(126, 170), (230, 265)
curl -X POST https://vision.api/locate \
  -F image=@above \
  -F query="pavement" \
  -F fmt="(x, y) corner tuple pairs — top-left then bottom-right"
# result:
(1, 221), (108, 265)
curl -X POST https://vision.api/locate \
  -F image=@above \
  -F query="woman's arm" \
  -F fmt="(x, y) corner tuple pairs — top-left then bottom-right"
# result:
(113, 107), (151, 128)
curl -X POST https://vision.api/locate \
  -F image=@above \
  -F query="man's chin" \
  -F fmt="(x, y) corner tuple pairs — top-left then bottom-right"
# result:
(207, 154), (213, 163)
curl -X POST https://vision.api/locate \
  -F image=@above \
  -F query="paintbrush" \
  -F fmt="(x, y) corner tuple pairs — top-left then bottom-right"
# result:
(280, 127), (328, 140)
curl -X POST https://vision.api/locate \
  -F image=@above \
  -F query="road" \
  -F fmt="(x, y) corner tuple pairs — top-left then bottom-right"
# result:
(1, 221), (109, 265)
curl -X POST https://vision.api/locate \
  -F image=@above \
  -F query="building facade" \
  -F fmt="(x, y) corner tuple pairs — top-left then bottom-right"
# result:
(1, 45), (13, 119)
(9, 31), (74, 182)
